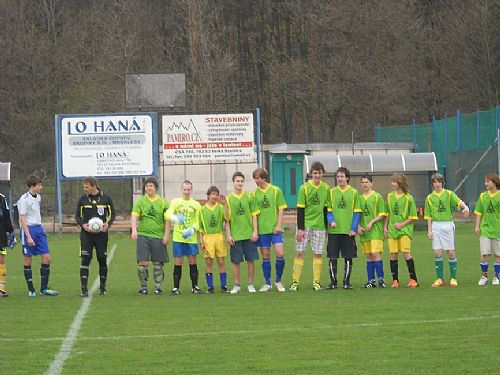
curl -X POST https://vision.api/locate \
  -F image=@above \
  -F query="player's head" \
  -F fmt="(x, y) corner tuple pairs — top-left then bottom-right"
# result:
(143, 177), (158, 195)
(83, 176), (99, 195)
(232, 172), (245, 191)
(252, 168), (268, 188)
(360, 174), (373, 192)
(310, 162), (325, 183)
(336, 167), (350, 187)
(181, 180), (193, 198)
(430, 173), (445, 191)
(484, 173), (500, 190)
(391, 173), (408, 193)
(26, 175), (43, 193)
(206, 186), (220, 203)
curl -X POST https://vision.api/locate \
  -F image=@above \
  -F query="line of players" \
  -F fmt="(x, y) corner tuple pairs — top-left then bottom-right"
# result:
(0, 165), (499, 297)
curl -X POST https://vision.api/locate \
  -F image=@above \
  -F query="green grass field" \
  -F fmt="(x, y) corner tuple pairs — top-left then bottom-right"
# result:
(2, 223), (499, 375)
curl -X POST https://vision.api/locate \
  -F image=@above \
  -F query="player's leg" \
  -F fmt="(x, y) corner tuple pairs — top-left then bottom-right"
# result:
(342, 235), (356, 289)
(311, 229), (325, 291)
(258, 233), (272, 291)
(388, 238), (399, 288)
(205, 257), (214, 293)
(478, 237), (490, 285)
(229, 241), (243, 294)
(95, 233), (109, 295)
(214, 234), (228, 292)
(400, 236), (418, 288)
(493, 250), (500, 285)
(0, 252), (7, 296)
(372, 245), (385, 288)
(272, 233), (285, 290)
(363, 243), (375, 287)
(203, 235), (215, 293)
(446, 249), (457, 287)
(149, 237), (168, 295)
(291, 229), (308, 290)
(136, 236), (150, 295)
(245, 240), (258, 293)
(171, 242), (184, 294)
(187, 242), (202, 294)
(326, 234), (339, 289)
(21, 226), (36, 296)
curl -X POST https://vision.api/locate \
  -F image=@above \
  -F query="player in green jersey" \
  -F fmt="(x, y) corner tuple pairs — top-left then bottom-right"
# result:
(358, 175), (386, 288)
(474, 173), (500, 286)
(226, 172), (259, 294)
(424, 173), (469, 288)
(199, 186), (229, 293)
(164, 180), (203, 295)
(384, 173), (419, 288)
(290, 161), (329, 292)
(252, 168), (287, 292)
(131, 177), (170, 295)
(326, 167), (361, 290)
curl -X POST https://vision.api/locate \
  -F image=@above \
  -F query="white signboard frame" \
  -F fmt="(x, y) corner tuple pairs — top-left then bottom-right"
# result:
(162, 113), (257, 164)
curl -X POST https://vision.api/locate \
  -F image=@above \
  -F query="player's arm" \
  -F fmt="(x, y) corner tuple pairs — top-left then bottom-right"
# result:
(19, 213), (34, 246)
(458, 199), (470, 217)
(1, 197), (14, 234)
(275, 207), (284, 234)
(296, 207), (305, 242)
(102, 195), (116, 232)
(130, 213), (139, 241)
(474, 213), (481, 236)
(251, 214), (259, 242)
(163, 218), (171, 246)
(225, 220), (234, 245)
(350, 211), (361, 237)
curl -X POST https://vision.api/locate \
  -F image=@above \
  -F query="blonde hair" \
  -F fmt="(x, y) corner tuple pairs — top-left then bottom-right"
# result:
(391, 173), (409, 194)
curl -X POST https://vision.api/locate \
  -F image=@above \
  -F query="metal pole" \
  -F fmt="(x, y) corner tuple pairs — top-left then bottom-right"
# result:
(256, 107), (262, 167)
(476, 107), (480, 148)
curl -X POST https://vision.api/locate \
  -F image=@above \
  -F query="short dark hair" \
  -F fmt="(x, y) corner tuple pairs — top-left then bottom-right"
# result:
(143, 177), (158, 189)
(431, 173), (445, 186)
(83, 176), (98, 187)
(206, 186), (220, 196)
(232, 172), (245, 181)
(360, 174), (373, 182)
(252, 168), (268, 180)
(336, 167), (351, 181)
(26, 175), (42, 187)
(310, 161), (325, 174)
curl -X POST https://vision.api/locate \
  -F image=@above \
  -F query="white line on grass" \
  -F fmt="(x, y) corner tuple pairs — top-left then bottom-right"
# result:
(4, 312), (499, 343)
(44, 244), (117, 375)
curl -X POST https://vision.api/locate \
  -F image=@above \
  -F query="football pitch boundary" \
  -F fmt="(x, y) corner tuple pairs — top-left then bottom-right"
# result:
(44, 244), (117, 375)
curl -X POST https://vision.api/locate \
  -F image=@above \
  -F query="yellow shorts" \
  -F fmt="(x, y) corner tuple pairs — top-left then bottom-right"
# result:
(361, 240), (384, 254)
(202, 233), (227, 258)
(388, 236), (412, 253)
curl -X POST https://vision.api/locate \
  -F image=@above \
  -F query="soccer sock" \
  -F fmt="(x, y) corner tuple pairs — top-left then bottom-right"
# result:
(366, 261), (375, 282)
(375, 260), (385, 280)
(480, 261), (489, 276)
(153, 264), (164, 289)
(406, 258), (417, 282)
(344, 258), (353, 284)
(173, 265), (182, 289)
(40, 263), (50, 291)
(219, 272), (227, 288)
(137, 265), (149, 288)
(494, 262), (500, 277)
(24, 266), (35, 292)
(275, 257), (285, 283)
(97, 257), (107, 289)
(292, 258), (304, 283)
(206, 273), (214, 289)
(390, 260), (398, 281)
(435, 257), (444, 279)
(328, 258), (338, 285)
(0, 264), (6, 292)
(312, 257), (323, 284)
(449, 257), (457, 279)
(80, 266), (89, 289)
(262, 258), (271, 285)
(189, 264), (199, 288)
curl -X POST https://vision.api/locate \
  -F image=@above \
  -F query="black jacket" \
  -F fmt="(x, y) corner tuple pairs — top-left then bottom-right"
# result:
(0, 194), (14, 247)
(75, 189), (115, 230)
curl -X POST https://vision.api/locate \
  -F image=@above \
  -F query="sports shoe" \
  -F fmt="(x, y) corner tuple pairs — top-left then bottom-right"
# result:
(154, 288), (163, 295)
(0, 290), (9, 297)
(99, 287), (106, 295)
(343, 282), (353, 290)
(449, 278), (458, 288)
(313, 281), (323, 291)
(407, 279), (419, 288)
(391, 280), (399, 288)
(289, 281), (299, 291)
(230, 285), (241, 294)
(81, 288), (89, 297)
(40, 288), (59, 296)
(138, 288), (148, 295)
(492, 276), (500, 285)
(478, 276), (488, 286)
(275, 282), (286, 292)
(363, 281), (376, 288)
(192, 286), (204, 294)
(247, 284), (257, 293)
(170, 288), (180, 295)
(207, 287), (215, 294)
(326, 282), (337, 290)
(28, 291), (36, 298)
(378, 279), (386, 288)
(431, 278), (446, 288)
(220, 286), (230, 293)
(259, 284), (272, 292)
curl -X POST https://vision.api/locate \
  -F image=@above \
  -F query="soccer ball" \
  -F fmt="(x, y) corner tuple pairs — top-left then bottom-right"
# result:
(88, 217), (104, 233)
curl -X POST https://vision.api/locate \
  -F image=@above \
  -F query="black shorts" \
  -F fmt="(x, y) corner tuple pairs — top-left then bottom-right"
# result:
(327, 234), (357, 259)
(80, 231), (108, 259)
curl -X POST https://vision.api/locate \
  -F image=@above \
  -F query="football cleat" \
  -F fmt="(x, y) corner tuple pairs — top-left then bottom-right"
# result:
(81, 288), (89, 298)
(478, 276), (488, 286)
(207, 287), (215, 294)
(41, 288), (59, 296)
(449, 278), (458, 288)
(192, 286), (204, 294)
(363, 281), (376, 288)
(154, 288), (163, 295)
(492, 276), (500, 286)
(138, 288), (148, 295)
(378, 279), (386, 288)
(289, 281), (299, 292)
(259, 284), (272, 292)
(170, 288), (180, 296)
(28, 291), (37, 298)
(343, 283), (353, 290)
(391, 280), (399, 288)
(326, 282), (338, 290)
(220, 286), (230, 294)
(247, 284), (257, 293)
(275, 282), (286, 292)
(431, 278), (446, 288)
(230, 285), (241, 294)
(99, 287), (106, 295)
(407, 279), (419, 288)
(313, 281), (323, 291)
(0, 290), (8, 297)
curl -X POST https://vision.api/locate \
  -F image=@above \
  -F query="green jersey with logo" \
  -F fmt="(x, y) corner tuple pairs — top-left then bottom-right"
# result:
(327, 185), (361, 234)
(359, 191), (386, 242)
(424, 189), (462, 221)
(200, 203), (226, 235)
(164, 197), (201, 244)
(474, 190), (500, 238)
(253, 184), (287, 234)
(226, 192), (259, 241)
(297, 181), (330, 230)
(131, 195), (169, 239)
(385, 192), (418, 239)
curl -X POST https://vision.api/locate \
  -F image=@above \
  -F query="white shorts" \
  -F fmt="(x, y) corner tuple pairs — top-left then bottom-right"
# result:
(431, 221), (455, 250)
(479, 237), (500, 256)
(296, 229), (326, 255)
